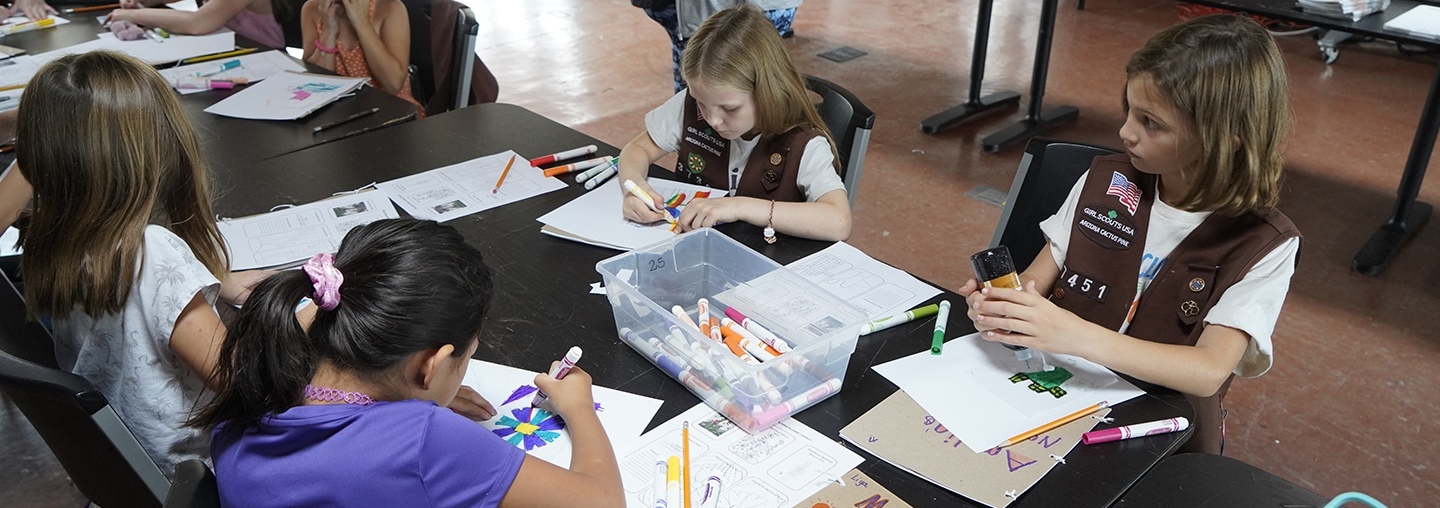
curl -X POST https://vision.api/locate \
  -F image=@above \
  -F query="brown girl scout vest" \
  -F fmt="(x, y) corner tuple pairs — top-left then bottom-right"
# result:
(1052, 155), (1299, 454)
(676, 94), (819, 203)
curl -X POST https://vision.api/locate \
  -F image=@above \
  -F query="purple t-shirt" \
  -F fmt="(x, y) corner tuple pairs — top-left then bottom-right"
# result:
(211, 399), (526, 507)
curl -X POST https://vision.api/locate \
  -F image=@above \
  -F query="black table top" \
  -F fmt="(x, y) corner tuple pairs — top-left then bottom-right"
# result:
(1, 8), (417, 173)
(1182, 0), (1440, 49)
(1114, 453), (1328, 507)
(218, 103), (1196, 508)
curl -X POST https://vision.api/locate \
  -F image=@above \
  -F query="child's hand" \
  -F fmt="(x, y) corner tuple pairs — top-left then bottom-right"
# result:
(620, 180), (668, 224)
(532, 364), (596, 418)
(971, 281), (1090, 357)
(322, 0), (343, 34)
(673, 197), (739, 232)
(959, 278), (1003, 333)
(220, 269), (276, 306)
(13, 0), (57, 19)
(447, 385), (497, 421)
(340, 0), (371, 29)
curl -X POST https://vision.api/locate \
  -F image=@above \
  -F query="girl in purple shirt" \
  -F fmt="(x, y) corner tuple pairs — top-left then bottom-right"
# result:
(192, 219), (625, 507)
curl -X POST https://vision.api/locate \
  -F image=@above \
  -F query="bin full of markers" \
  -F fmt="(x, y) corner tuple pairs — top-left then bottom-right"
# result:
(597, 229), (866, 433)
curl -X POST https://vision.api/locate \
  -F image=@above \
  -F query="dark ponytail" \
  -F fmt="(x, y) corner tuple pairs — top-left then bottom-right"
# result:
(191, 218), (494, 432)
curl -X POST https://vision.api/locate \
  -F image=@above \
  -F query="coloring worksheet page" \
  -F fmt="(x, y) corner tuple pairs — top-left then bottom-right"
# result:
(216, 188), (399, 270)
(618, 403), (861, 508)
(462, 360), (662, 469)
(204, 71), (367, 120)
(378, 150), (567, 222)
(873, 333), (1144, 453)
(537, 178), (720, 251)
(786, 241), (941, 321)
(157, 50), (306, 94)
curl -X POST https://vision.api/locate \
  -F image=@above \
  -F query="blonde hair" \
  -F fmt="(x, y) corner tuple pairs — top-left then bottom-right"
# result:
(681, 4), (839, 168)
(1125, 14), (1292, 215)
(17, 51), (228, 317)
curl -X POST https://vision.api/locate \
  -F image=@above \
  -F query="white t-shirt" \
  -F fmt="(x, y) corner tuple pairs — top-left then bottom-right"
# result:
(1039, 172), (1299, 378)
(51, 225), (221, 477)
(645, 90), (847, 202)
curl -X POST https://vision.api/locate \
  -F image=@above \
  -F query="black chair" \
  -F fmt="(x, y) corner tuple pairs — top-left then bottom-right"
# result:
(402, 0), (494, 116)
(991, 137), (1119, 272)
(0, 273), (171, 508)
(163, 459), (220, 508)
(803, 75), (875, 205)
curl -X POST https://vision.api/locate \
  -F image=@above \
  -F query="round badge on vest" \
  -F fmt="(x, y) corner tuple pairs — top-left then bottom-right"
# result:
(769, 152), (783, 166)
(1188, 277), (1206, 293)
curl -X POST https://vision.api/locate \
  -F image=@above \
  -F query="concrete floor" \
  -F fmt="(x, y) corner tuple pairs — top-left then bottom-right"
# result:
(3, 0), (1437, 506)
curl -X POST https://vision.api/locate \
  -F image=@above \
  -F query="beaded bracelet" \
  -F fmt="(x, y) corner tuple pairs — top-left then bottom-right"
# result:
(314, 39), (339, 54)
(763, 200), (777, 244)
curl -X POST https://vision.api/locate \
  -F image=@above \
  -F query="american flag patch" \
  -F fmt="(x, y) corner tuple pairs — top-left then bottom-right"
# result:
(1106, 171), (1142, 215)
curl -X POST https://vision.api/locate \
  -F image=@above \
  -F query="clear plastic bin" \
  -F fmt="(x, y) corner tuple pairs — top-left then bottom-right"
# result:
(596, 229), (866, 432)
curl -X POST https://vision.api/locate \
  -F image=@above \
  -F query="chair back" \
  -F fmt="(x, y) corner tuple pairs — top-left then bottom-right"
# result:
(401, 0), (497, 115)
(0, 273), (170, 508)
(803, 75), (874, 205)
(163, 459), (220, 508)
(991, 137), (1120, 272)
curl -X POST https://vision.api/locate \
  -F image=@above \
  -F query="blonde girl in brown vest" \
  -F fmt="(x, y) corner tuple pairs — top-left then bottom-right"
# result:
(615, 5), (851, 242)
(960, 14), (1300, 454)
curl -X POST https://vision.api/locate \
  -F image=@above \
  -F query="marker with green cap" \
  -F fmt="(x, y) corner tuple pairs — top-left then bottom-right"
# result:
(931, 300), (950, 355)
(861, 303), (941, 336)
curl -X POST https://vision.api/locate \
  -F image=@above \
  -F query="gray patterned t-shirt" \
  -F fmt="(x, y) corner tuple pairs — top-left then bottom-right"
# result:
(51, 225), (221, 478)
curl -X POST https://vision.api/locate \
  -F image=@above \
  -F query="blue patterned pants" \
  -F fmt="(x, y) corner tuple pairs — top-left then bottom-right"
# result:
(643, 5), (798, 93)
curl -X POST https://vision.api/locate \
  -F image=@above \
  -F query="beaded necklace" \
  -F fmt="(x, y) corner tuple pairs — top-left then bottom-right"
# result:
(303, 384), (375, 406)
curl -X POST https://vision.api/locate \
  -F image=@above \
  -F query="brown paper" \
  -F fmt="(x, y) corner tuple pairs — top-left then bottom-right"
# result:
(795, 468), (914, 508)
(839, 390), (1107, 508)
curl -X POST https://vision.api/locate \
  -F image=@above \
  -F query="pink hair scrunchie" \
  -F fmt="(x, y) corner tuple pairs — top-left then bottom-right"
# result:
(303, 253), (344, 311)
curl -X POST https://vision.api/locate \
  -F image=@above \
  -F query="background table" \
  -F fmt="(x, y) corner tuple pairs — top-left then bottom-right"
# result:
(1114, 453), (1328, 507)
(0, 8), (417, 173)
(220, 102), (1197, 507)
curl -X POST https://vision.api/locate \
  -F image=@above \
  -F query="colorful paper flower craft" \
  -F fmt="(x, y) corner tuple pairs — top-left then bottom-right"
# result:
(492, 406), (565, 450)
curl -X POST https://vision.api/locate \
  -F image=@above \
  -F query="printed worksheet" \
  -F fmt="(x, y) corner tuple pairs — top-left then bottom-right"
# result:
(378, 150), (566, 222)
(537, 178), (719, 251)
(216, 188), (399, 270)
(710, 269), (867, 348)
(157, 50), (305, 94)
(786, 241), (941, 321)
(618, 403), (861, 508)
(462, 360), (662, 469)
(872, 333), (1143, 453)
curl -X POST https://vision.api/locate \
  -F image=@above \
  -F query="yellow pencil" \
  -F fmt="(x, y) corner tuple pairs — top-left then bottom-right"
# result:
(999, 401), (1108, 448)
(682, 421), (692, 508)
(0, 84), (24, 93)
(492, 155), (516, 194)
(179, 47), (257, 65)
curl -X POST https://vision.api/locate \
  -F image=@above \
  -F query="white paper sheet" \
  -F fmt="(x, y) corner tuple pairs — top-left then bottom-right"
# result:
(203, 70), (366, 120)
(377, 150), (566, 222)
(786, 241), (941, 322)
(93, 30), (236, 65)
(462, 359), (663, 469)
(0, 226), (20, 256)
(157, 50), (305, 94)
(216, 188), (400, 270)
(618, 403), (862, 508)
(872, 333), (1144, 453)
(537, 178), (720, 251)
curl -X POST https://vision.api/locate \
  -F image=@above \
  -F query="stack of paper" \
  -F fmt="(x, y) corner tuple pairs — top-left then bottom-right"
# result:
(1383, 4), (1440, 39)
(377, 150), (567, 222)
(1297, 0), (1390, 21)
(204, 71), (367, 120)
(157, 50), (306, 95)
(537, 178), (719, 251)
(617, 403), (862, 508)
(216, 188), (399, 270)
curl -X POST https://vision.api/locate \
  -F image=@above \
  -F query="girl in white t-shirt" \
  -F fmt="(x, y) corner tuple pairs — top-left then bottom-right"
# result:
(959, 15), (1301, 453)
(616, 5), (850, 242)
(7, 51), (272, 475)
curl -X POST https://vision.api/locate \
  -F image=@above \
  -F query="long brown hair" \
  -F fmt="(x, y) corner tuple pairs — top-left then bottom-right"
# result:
(1125, 14), (1292, 215)
(681, 4), (841, 168)
(17, 51), (228, 318)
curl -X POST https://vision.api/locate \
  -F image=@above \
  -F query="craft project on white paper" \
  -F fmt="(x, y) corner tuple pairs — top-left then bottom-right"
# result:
(157, 50), (305, 94)
(462, 360), (662, 469)
(786, 241), (941, 322)
(377, 150), (567, 222)
(537, 178), (720, 251)
(618, 403), (862, 508)
(203, 71), (366, 120)
(216, 188), (399, 270)
(872, 333), (1144, 453)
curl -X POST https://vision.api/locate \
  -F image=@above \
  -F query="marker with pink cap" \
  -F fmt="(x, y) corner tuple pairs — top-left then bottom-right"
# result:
(1082, 417), (1189, 445)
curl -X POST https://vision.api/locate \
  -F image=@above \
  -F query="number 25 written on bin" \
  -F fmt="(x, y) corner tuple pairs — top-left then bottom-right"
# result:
(646, 256), (666, 272)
